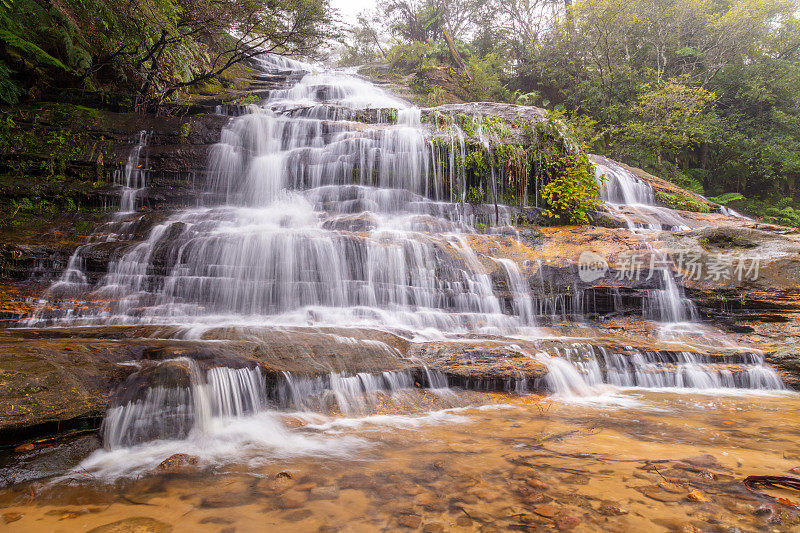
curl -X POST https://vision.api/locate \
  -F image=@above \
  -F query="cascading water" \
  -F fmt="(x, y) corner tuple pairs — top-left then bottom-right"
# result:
(30, 55), (531, 334)
(102, 359), (266, 448)
(276, 368), (452, 416)
(591, 155), (698, 324)
(592, 155), (690, 231)
(525, 345), (784, 397)
(27, 54), (789, 463)
(114, 130), (150, 213)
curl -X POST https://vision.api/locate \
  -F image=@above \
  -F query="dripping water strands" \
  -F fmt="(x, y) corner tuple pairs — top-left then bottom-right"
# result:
(591, 155), (698, 324)
(102, 359), (267, 449)
(102, 357), (461, 451)
(114, 130), (151, 214)
(592, 155), (690, 232)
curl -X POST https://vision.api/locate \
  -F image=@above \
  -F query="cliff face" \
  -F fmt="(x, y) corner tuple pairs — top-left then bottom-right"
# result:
(1, 62), (799, 445)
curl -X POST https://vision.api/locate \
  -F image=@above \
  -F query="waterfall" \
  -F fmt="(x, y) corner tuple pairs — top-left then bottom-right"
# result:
(114, 130), (150, 213)
(276, 370), (433, 416)
(28, 52), (787, 423)
(102, 359), (266, 449)
(591, 155), (690, 231)
(531, 346), (785, 396)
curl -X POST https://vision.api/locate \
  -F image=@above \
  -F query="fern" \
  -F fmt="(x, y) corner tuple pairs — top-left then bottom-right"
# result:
(0, 59), (23, 105)
(707, 192), (745, 205)
(0, 27), (70, 71)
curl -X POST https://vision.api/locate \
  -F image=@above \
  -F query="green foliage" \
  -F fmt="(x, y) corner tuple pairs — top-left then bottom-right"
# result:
(179, 122), (191, 142)
(363, 0), (800, 221)
(231, 94), (261, 105)
(541, 149), (600, 225)
(465, 185), (485, 204)
(465, 53), (509, 102)
(0, 0), (335, 108)
(512, 90), (540, 106)
(0, 60), (22, 105)
(425, 85), (447, 106)
(464, 150), (488, 178)
(655, 191), (711, 213)
(763, 206), (800, 227)
(387, 42), (436, 72)
(708, 192), (746, 205)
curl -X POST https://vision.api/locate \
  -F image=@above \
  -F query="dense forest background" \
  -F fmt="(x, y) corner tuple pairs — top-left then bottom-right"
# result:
(340, 0), (800, 225)
(0, 0), (799, 225)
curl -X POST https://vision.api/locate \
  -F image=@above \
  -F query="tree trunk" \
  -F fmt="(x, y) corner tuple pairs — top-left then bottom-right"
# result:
(443, 27), (469, 78)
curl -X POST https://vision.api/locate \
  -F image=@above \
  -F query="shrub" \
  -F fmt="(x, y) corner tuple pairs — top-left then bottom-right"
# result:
(541, 150), (600, 225)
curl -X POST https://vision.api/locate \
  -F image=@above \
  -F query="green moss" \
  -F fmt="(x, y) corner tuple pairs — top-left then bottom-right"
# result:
(179, 122), (191, 142)
(466, 185), (485, 204)
(380, 108), (398, 124)
(655, 190), (710, 213)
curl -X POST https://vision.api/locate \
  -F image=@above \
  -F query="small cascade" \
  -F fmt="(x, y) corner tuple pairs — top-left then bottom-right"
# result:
(494, 257), (535, 325)
(102, 360), (265, 449)
(529, 345), (785, 396)
(595, 156), (655, 206)
(590, 155), (699, 324)
(114, 130), (150, 213)
(591, 155), (690, 231)
(642, 249), (699, 323)
(276, 368), (455, 416)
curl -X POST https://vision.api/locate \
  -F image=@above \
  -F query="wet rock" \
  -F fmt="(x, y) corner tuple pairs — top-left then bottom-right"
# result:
(518, 513), (547, 525)
(754, 503), (777, 516)
(199, 517), (234, 525)
(283, 509), (313, 522)
(520, 490), (552, 504)
(45, 508), (90, 520)
(458, 506), (492, 523)
(680, 454), (721, 469)
(2, 512), (23, 524)
(554, 515), (581, 531)
(532, 503), (561, 518)
(686, 490), (710, 502)
(200, 492), (245, 508)
(410, 341), (547, 390)
(651, 518), (701, 532)
(561, 474), (590, 485)
(321, 214), (378, 232)
(658, 481), (687, 493)
(637, 485), (687, 503)
(87, 517), (172, 533)
(256, 472), (296, 494)
(14, 443), (34, 453)
(455, 516), (473, 526)
(397, 513), (422, 528)
(598, 502), (628, 516)
(526, 478), (550, 490)
(279, 490), (308, 509)
(155, 453), (199, 475)
(309, 485), (339, 500)
(422, 523), (445, 533)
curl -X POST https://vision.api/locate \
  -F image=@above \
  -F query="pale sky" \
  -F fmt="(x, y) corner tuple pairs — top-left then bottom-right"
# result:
(332, 0), (378, 21)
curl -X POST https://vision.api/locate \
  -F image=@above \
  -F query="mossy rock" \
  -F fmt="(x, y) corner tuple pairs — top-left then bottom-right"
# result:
(655, 190), (710, 213)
